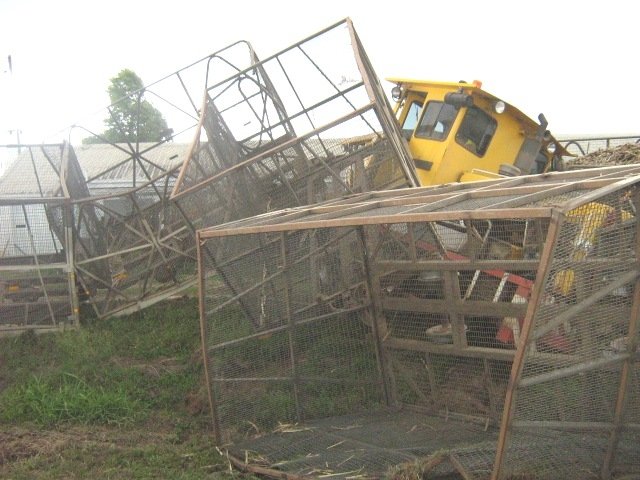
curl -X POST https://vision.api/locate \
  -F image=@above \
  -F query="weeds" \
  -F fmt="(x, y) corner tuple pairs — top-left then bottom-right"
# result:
(1, 373), (145, 426)
(0, 297), (234, 478)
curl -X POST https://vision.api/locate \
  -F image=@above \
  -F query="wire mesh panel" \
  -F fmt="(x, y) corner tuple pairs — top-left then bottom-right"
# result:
(498, 186), (640, 479)
(560, 135), (640, 158)
(0, 200), (75, 334)
(0, 144), (77, 335)
(58, 41), (261, 318)
(49, 19), (415, 319)
(198, 169), (640, 479)
(171, 19), (416, 233)
(200, 226), (386, 445)
(71, 167), (198, 317)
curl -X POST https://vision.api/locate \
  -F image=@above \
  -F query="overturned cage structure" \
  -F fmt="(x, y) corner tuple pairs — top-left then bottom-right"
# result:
(0, 19), (416, 328)
(0, 144), (81, 335)
(77, 17), (414, 318)
(198, 166), (640, 479)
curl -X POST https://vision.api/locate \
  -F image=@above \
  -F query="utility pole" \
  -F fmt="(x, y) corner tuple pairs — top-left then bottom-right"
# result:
(4, 55), (21, 152)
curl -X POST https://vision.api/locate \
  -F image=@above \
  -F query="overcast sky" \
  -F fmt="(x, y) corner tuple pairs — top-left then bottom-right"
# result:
(0, 0), (638, 149)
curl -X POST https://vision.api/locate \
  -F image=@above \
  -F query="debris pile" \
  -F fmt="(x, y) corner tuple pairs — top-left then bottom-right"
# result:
(568, 143), (640, 168)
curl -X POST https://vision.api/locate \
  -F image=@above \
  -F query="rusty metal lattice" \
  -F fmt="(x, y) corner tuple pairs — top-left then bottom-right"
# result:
(1, 18), (416, 324)
(63, 39), (262, 318)
(198, 166), (640, 479)
(170, 18), (417, 235)
(0, 144), (78, 336)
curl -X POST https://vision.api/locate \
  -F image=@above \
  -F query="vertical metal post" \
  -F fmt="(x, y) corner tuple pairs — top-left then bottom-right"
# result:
(65, 199), (79, 327)
(491, 211), (563, 480)
(601, 186), (640, 478)
(281, 231), (302, 422)
(358, 224), (397, 407)
(346, 18), (419, 188)
(197, 233), (222, 444)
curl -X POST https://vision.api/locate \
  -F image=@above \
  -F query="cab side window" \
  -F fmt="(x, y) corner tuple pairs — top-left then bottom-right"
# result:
(455, 107), (497, 157)
(401, 101), (422, 139)
(415, 101), (457, 141)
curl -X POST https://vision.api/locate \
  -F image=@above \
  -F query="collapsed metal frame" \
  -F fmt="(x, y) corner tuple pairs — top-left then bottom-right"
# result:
(170, 18), (417, 233)
(64, 39), (264, 318)
(1, 38), (265, 324)
(76, 18), (415, 319)
(197, 165), (640, 479)
(1, 18), (417, 326)
(0, 144), (79, 336)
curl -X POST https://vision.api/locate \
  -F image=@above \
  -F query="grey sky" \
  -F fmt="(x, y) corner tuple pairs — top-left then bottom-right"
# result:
(0, 0), (638, 149)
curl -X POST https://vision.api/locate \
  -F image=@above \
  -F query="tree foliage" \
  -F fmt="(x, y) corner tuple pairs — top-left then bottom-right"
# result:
(83, 69), (172, 144)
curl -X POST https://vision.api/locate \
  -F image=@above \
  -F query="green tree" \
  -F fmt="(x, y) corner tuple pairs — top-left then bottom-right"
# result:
(83, 69), (172, 144)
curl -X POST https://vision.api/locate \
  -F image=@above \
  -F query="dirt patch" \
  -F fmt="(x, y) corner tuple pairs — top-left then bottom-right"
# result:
(568, 143), (640, 168)
(0, 425), (177, 466)
(110, 356), (185, 377)
(0, 428), (67, 465)
(184, 384), (209, 416)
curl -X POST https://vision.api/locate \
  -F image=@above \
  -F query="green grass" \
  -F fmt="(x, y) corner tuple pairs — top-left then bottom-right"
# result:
(0, 296), (250, 479)
(1, 373), (144, 426)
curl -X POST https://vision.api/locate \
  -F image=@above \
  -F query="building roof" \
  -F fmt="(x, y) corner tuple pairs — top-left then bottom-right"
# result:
(0, 145), (67, 197)
(0, 142), (189, 198)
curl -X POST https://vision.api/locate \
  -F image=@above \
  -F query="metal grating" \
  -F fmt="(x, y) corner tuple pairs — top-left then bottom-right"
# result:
(198, 168), (640, 479)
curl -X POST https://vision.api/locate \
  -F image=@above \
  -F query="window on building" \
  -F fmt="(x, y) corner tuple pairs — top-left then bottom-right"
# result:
(415, 101), (458, 141)
(455, 107), (497, 157)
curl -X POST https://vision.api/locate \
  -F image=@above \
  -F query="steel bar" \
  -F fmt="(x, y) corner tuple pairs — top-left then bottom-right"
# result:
(199, 208), (554, 238)
(381, 297), (528, 318)
(197, 232), (222, 444)
(601, 189), (640, 478)
(374, 259), (541, 272)
(359, 225), (397, 407)
(512, 421), (640, 431)
(212, 375), (380, 385)
(384, 337), (516, 362)
(281, 232), (302, 422)
(519, 353), (629, 388)
(206, 304), (368, 353)
(491, 210), (563, 480)
(450, 453), (477, 480)
(533, 269), (639, 341)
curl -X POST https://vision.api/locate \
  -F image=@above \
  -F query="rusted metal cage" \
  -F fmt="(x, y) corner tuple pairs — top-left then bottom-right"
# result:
(56, 39), (263, 318)
(0, 144), (79, 336)
(170, 18), (417, 230)
(0, 19), (415, 321)
(198, 166), (640, 479)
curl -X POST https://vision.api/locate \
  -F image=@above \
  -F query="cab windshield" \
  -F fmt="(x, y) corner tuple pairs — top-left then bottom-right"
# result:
(415, 101), (458, 141)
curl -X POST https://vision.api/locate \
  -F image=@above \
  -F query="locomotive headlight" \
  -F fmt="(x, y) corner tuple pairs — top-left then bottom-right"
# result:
(391, 85), (402, 102)
(494, 100), (506, 114)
